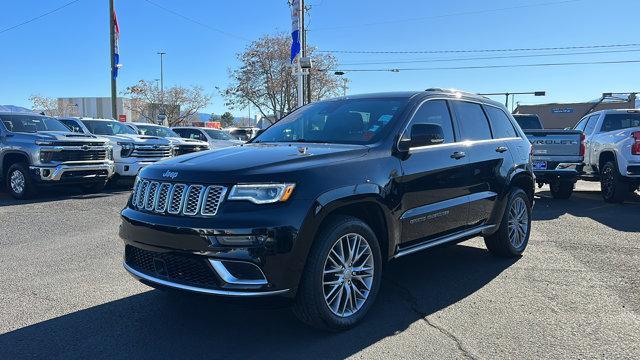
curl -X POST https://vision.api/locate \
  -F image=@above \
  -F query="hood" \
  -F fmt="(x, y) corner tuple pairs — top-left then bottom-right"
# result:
(166, 137), (209, 146)
(140, 143), (369, 181)
(98, 133), (172, 145)
(34, 131), (106, 144)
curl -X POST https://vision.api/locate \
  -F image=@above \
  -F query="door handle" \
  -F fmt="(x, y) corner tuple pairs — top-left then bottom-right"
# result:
(451, 151), (466, 159)
(495, 146), (508, 153)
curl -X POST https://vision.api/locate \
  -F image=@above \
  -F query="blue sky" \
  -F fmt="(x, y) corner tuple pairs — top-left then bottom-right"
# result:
(1, 0), (639, 116)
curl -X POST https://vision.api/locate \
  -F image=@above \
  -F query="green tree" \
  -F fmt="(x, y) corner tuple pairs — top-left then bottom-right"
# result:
(220, 111), (234, 127)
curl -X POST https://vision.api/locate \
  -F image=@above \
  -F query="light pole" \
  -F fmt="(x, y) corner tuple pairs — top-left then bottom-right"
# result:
(157, 51), (166, 124)
(479, 91), (546, 109)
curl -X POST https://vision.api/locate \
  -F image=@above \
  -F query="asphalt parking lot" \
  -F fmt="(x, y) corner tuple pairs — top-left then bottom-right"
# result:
(1, 181), (639, 359)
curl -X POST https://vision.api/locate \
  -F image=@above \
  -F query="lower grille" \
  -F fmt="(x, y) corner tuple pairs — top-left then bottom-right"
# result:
(125, 245), (219, 288)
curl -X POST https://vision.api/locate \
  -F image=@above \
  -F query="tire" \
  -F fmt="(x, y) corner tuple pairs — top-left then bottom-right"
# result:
(600, 161), (628, 203)
(293, 216), (382, 331)
(5, 163), (37, 199)
(484, 188), (531, 257)
(549, 179), (575, 199)
(81, 180), (108, 193)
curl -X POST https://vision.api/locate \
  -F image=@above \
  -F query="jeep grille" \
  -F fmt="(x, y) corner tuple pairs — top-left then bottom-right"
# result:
(131, 179), (226, 217)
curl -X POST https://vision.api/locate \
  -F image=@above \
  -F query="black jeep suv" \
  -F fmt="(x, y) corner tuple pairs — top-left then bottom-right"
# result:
(120, 89), (534, 330)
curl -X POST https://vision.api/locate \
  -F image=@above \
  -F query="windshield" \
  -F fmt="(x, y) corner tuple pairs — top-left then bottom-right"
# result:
(136, 124), (179, 138)
(601, 113), (640, 132)
(514, 115), (542, 130)
(205, 129), (234, 140)
(82, 120), (138, 136)
(253, 98), (409, 144)
(1, 114), (71, 133)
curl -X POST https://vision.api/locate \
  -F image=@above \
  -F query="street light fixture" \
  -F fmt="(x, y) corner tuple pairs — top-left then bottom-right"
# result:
(479, 91), (546, 109)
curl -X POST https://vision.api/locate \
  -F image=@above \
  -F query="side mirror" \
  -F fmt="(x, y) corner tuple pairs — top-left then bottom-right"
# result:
(409, 123), (445, 148)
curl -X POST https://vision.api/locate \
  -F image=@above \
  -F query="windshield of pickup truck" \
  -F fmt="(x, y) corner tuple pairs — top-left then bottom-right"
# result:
(253, 98), (408, 144)
(205, 129), (234, 140)
(136, 124), (179, 138)
(601, 113), (640, 132)
(1, 114), (70, 133)
(514, 115), (542, 130)
(82, 120), (137, 136)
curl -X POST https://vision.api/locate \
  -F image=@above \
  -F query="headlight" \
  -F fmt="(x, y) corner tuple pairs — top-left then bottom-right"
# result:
(228, 183), (295, 204)
(118, 142), (134, 158)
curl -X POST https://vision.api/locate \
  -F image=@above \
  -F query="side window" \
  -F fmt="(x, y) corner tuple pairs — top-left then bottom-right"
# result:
(485, 106), (518, 139)
(194, 130), (207, 141)
(583, 115), (599, 135)
(574, 118), (588, 131)
(452, 101), (492, 141)
(402, 100), (455, 143)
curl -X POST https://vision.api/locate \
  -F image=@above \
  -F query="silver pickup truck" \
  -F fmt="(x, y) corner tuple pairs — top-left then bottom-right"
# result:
(0, 112), (114, 199)
(513, 114), (584, 199)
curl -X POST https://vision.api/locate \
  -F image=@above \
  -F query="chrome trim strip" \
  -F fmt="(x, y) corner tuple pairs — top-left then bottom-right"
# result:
(394, 224), (495, 259)
(209, 259), (268, 286)
(124, 262), (289, 297)
(401, 195), (469, 220)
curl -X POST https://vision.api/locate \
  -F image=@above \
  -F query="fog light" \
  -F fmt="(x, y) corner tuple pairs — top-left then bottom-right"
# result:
(124, 165), (130, 172)
(42, 169), (51, 177)
(217, 235), (257, 246)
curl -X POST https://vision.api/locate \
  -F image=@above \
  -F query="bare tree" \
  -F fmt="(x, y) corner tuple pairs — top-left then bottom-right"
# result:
(221, 33), (348, 121)
(29, 94), (78, 117)
(123, 80), (212, 126)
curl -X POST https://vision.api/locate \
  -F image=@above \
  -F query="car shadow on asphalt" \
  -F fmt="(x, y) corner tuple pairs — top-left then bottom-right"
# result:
(0, 180), (133, 206)
(533, 189), (640, 232)
(0, 244), (517, 360)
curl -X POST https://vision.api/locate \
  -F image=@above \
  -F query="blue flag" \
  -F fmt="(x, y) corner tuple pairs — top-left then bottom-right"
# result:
(290, 0), (300, 63)
(290, 30), (300, 64)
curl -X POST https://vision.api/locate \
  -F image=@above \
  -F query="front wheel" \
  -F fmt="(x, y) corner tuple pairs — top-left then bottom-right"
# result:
(484, 188), (532, 257)
(6, 163), (37, 199)
(293, 216), (382, 331)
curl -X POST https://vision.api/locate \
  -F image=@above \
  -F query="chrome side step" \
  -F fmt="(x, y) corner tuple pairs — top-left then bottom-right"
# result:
(393, 225), (495, 259)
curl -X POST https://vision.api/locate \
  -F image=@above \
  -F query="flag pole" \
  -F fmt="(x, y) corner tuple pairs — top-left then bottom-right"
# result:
(296, 0), (304, 108)
(109, 0), (117, 119)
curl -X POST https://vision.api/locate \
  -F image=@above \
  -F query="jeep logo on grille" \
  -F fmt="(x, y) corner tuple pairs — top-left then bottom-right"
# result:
(162, 170), (178, 179)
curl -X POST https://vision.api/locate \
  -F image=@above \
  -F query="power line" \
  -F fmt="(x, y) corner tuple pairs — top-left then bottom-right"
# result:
(338, 49), (640, 66)
(333, 59), (640, 72)
(142, 0), (249, 42)
(0, 0), (82, 35)
(319, 42), (640, 55)
(312, 0), (586, 31)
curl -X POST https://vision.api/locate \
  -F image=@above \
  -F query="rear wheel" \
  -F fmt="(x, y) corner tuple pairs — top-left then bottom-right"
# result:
(293, 216), (382, 331)
(549, 179), (575, 199)
(484, 188), (531, 257)
(6, 163), (37, 199)
(600, 161), (628, 203)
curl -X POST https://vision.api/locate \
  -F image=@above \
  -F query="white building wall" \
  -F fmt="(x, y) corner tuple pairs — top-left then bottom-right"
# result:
(57, 97), (133, 121)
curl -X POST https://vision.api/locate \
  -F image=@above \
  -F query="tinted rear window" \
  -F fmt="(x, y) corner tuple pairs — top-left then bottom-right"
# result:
(514, 115), (542, 130)
(600, 113), (640, 132)
(452, 101), (492, 141)
(485, 106), (518, 138)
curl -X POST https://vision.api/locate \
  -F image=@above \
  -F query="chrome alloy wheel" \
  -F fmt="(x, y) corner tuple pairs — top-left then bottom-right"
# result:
(508, 197), (529, 249)
(322, 233), (374, 317)
(10, 170), (25, 195)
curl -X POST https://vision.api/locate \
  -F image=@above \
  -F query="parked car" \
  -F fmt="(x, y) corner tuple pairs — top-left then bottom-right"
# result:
(58, 118), (173, 178)
(125, 122), (209, 156)
(574, 109), (640, 202)
(0, 112), (114, 199)
(172, 126), (244, 149)
(120, 89), (534, 330)
(513, 113), (584, 199)
(224, 126), (261, 141)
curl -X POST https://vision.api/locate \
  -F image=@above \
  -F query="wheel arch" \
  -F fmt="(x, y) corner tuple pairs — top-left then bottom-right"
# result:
(1, 151), (31, 180)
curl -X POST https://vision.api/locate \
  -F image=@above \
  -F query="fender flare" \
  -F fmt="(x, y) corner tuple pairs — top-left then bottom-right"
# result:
(0, 150), (32, 179)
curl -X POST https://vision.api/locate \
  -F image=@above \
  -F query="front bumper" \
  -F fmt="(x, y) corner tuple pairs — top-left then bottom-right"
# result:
(114, 160), (159, 177)
(30, 162), (114, 182)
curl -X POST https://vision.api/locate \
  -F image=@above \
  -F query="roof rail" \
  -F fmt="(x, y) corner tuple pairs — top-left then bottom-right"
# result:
(424, 88), (484, 98)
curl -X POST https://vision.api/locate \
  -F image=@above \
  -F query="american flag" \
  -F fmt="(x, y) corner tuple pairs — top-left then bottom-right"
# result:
(112, 9), (120, 79)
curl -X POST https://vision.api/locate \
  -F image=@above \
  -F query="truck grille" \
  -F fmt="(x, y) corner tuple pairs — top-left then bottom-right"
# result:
(125, 245), (219, 288)
(131, 179), (226, 217)
(175, 145), (207, 156)
(131, 145), (172, 158)
(43, 149), (107, 162)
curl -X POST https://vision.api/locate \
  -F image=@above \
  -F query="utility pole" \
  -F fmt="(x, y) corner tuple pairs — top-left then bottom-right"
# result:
(157, 51), (166, 124)
(109, 0), (117, 119)
(297, 0), (304, 108)
(303, 4), (311, 104)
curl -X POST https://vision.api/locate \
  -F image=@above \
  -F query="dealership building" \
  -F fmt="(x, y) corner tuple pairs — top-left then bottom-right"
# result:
(513, 93), (637, 129)
(57, 97), (134, 122)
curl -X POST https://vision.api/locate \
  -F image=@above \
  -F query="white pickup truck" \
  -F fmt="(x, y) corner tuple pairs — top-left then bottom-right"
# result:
(513, 114), (584, 199)
(574, 109), (640, 202)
